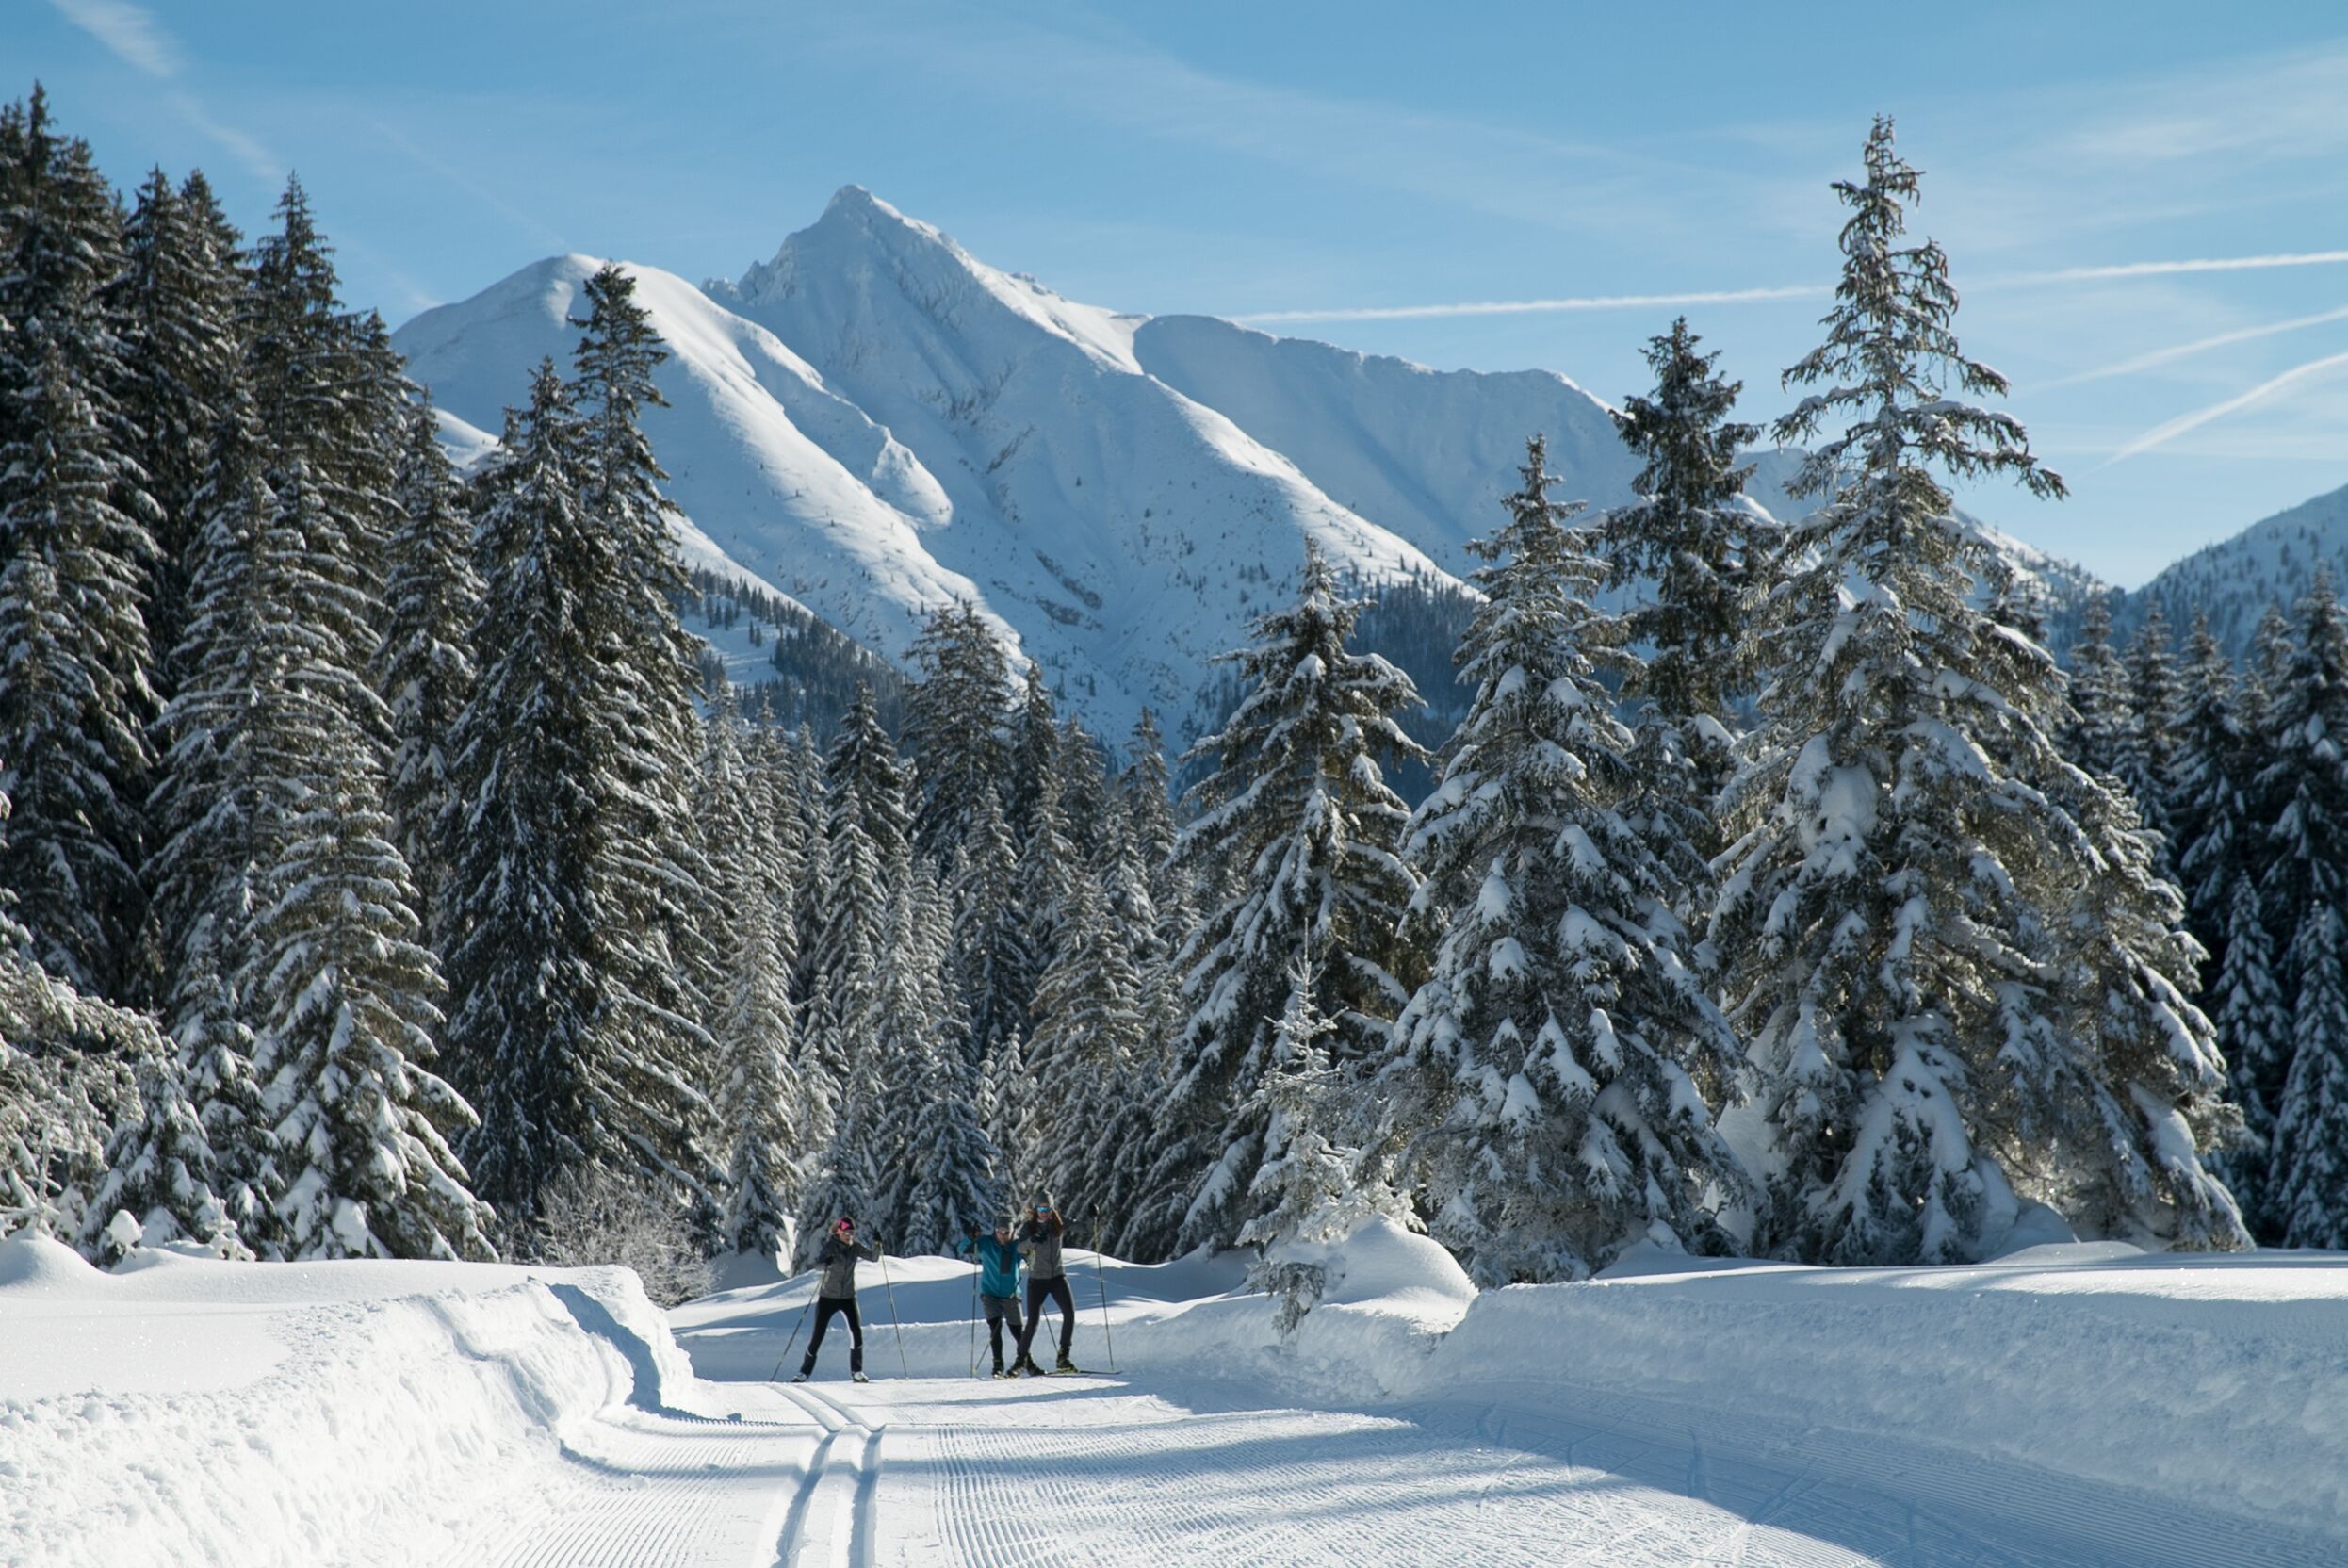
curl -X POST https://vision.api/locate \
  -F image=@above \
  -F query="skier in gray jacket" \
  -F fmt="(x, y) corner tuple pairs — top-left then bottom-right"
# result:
(794, 1217), (882, 1382)
(1011, 1198), (1079, 1373)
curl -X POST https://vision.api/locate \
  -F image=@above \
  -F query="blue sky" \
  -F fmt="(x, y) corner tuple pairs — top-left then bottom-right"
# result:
(9, 0), (2348, 586)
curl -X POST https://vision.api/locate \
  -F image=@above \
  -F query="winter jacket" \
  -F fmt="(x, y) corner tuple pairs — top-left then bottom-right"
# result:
(961, 1234), (1022, 1298)
(816, 1233), (880, 1299)
(1019, 1220), (1066, 1281)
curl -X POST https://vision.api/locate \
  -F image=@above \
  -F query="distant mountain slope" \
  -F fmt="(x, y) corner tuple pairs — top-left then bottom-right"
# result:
(395, 186), (2112, 737)
(2112, 480), (2348, 656)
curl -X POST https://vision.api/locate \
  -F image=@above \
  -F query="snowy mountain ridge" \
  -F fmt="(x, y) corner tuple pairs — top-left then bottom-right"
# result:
(2107, 478), (2348, 657)
(393, 185), (2112, 738)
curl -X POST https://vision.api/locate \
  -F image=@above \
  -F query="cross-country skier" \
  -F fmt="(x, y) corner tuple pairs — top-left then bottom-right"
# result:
(1012, 1198), (1080, 1374)
(794, 1217), (882, 1382)
(958, 1217), (1031, 1377)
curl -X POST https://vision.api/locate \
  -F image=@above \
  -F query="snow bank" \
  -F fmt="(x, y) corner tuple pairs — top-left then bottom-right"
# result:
(1434, 1247), (2348, 1541)
(677, 1229), (2348, 1544)
(0, 1237), (709, 1568)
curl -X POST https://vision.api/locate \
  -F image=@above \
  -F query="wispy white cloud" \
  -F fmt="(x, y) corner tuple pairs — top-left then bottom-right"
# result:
(45, 0), (177, 78)
(166, 90), (282, 185)
(2106, 349), (2348, 465)
(1238, 285), (1825, 325)
(46, 0), (285, 184)
(2031, 303), (2348, 391)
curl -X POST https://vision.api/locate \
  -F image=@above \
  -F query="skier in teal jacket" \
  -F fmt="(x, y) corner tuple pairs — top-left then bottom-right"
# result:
(958, 1217), (1031, 1377)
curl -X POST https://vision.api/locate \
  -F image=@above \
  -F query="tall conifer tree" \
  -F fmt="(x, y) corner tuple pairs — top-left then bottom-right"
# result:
(1134, 542), (1426, 1257)
(1381, 437), (1746, 1282)
(1715, 119), (2240, 1263)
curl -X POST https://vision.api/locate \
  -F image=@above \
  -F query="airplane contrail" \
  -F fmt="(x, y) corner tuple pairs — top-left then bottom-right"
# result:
(1241, 249), (2348, 325)
(2032, 303), (2348, 390)
(1236, 285), (1826, 324)
(2106, 348), (2348, 464)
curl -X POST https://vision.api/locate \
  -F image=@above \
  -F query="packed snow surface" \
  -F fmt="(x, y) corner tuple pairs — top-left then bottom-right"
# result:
(8, 1225), (2344, 1564)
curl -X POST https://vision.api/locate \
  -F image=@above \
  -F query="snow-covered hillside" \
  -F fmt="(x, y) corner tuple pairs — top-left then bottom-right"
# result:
(394, 186), (2111, 737)
(2113, 478), (2348, 655)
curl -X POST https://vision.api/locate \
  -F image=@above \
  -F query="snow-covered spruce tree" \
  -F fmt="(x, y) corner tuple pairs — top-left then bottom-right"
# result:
(699, 687), (802, 1262)
(1715, 117), (2242, 1263)
(114, 165), (244, 683)
(140, 373), (484, 1262)
(1021, 867), (1144, 1216)
(2208, 870), (2289, 1229)
(442, 365), (706, 1227)
(2121, 611), (2180, 876)
(1238, 962), (1410, 1259)
(1133, 540), (1427, 1259)
(1058, 716), (1117, 869)
(1114, 709), (1191, 1054)
(979, 1026), (1032, 1196)
(905, 600), (1013, 867)
(139, 397), (285, 1249)
(1378, 435), (1746, 1282)
(0, 93), (158, 999)
(783, 722), (833, 1007)
(0, 776), (151, 1249)
(1006, 662), (1059, 851)
(791, 690), (907, 1258)
(241, 179), (400, 718)
(1606, 317), (1769, 838)
(893, 870), (997, 1253)
(240, 681), (490, 1262)
(950, 788), (1029, 1068)
(2272, 902), (2348, 1248)
(794, 960), (883, 1266)
(2038, 767), (2241, 1246)
(566, 265), (719, 1146)
(374, 395), (481, 955)
(2169, 612), (2258, 976)
(2061, 594), (2132, 782)
(2243, 571), (2348, 1241)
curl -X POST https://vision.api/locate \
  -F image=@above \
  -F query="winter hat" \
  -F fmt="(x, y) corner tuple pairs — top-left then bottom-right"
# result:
(834, 1217), (856, 1233)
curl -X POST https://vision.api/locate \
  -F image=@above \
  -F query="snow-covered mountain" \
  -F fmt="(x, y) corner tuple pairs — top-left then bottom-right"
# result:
(393, 186), (2108, 736)
(2110, 479), (2348, 656)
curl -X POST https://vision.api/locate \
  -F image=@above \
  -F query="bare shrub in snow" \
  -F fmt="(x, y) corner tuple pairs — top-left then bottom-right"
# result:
(522, 1167), (713, 1306)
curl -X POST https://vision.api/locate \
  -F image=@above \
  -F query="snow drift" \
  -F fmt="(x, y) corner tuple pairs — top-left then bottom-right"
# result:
(0, 1237), (709, 1568)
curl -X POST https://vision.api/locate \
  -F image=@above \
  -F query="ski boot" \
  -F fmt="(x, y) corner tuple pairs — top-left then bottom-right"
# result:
(852, 1370), (872, 1383)
(1054, 1352), (1081, 1375)
(790, 1371), (810, 1383)
(1015, 1356), (1045, 1378)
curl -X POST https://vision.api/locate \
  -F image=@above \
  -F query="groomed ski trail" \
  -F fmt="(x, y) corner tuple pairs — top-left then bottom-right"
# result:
(434, 1372), (2344, 1566)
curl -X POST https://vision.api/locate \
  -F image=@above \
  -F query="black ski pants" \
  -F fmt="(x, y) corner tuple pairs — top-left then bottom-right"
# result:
(1016, 1274), (1076, 1364)
(982, 1292), (1025, 1369)
(800, 1295), (863, 1375)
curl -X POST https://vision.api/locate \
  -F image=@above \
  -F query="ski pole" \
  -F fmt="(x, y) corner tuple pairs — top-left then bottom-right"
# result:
(879, 1250), (911, 1380)
(768, 1286), (818, 1383)
(967, 1237), (981, 1378)
(1090, 1214), (1117, 1375)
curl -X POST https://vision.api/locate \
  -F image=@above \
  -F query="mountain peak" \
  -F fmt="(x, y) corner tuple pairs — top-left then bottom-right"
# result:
(822, 183), (895, 220)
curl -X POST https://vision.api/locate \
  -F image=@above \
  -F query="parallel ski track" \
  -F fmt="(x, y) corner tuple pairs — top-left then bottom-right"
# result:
(772, 1381), (886, 1568)
(458, 1402), (815, 1568)
(442, 1373), (2346, 1568)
